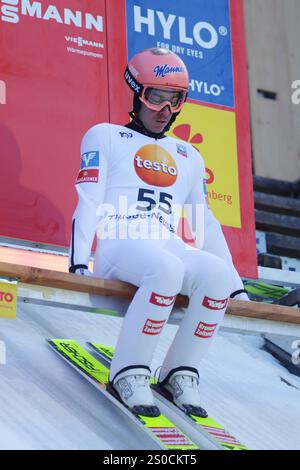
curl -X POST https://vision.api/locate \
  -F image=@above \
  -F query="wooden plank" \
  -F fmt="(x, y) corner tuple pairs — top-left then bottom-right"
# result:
(254, 192), (300, 217)
(255, 209), (300, 237)
(0, 261), (299, 325)
(0, 261), (136, 300)
(257, 253), (282, 269)
(0, 245), (69, 272)
(253, 176), (300, 197)
(266, 232), (300, 258)
(228, 299), (300, 324)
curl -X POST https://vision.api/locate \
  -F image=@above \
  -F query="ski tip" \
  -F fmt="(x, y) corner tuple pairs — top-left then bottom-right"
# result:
(47, 338), (73, 342)
(47, 338), (75, 348)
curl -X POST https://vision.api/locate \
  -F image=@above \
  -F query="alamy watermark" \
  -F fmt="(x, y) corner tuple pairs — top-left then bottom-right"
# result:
(0, 80), (6, 104)
(291, 339), (300, 366)
(0, 340), (6, 365)
(95, 197), (205, 247)
(291, 80), (300, 105)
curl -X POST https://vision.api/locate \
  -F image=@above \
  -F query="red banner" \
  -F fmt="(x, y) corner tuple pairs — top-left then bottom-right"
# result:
(0, 0), (257, 278)
(0, 0), (108, 245)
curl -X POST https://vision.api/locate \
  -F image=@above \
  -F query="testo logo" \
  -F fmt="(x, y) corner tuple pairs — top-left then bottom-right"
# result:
(134, 144), (177, 187)
(0, 291), (13, 302)
(0, 0), (103, 31)
(0, 282), (17, 318)
(134, 5), (219, 50)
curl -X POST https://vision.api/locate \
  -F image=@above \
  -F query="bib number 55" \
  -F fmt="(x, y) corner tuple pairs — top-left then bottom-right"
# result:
(136, 188), (173, 215)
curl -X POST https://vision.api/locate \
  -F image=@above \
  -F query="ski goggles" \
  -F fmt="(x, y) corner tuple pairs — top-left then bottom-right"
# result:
(140, 87), (187, 112)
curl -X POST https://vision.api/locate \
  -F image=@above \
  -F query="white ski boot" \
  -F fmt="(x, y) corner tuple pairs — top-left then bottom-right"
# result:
(159, 367), (208, 417)
(108, 366), (161, 417)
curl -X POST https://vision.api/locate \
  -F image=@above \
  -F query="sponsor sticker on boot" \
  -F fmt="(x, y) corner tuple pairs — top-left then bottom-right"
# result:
(194, 322), (217, 339)
(150, 292), (176, 307)
(202, 296), (228, 310)
(142, 319), (165, 335)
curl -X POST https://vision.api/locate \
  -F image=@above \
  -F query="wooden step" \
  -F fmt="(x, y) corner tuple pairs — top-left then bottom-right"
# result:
(255, 192), (300, 217)
(254, 176), (300, 197)
(255, 210), (300, 238)
(0, 261), (299, 325)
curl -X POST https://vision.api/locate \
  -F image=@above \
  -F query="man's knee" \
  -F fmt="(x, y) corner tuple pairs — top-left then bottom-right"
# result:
(186, 252), (233, 294)
(207, 256), (232, 283)
(149, 253), (185, 294)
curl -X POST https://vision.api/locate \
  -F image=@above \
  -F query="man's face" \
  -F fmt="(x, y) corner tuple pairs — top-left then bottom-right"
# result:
(138, 102), (173, 134)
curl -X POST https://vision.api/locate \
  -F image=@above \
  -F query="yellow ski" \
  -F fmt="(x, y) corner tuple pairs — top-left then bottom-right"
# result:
(88, 342), (248, 451)
(48, 339), (198, 450)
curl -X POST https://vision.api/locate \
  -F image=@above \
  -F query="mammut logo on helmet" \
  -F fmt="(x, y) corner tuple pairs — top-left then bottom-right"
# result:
(154, 65), (185, 78)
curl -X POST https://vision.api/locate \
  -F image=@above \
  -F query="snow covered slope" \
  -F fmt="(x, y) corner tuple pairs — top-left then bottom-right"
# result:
(0, 301), (300, 450)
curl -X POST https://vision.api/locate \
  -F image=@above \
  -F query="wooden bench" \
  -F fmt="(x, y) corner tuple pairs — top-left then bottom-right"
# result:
(1, 261), (299, 326)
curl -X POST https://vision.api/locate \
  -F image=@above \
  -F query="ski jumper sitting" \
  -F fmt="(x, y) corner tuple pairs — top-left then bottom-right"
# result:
(69, 48), (248, 418)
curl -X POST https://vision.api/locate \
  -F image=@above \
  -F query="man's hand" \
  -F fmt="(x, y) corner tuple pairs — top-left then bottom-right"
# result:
(74, 267), (93, 276)
(69, 264), (93, 276)
(230, 289), (250, 301)
(234, 292), (250, 301)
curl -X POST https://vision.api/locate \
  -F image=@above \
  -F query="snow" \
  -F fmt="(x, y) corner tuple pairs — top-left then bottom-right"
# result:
(0, 301), (300, 450)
